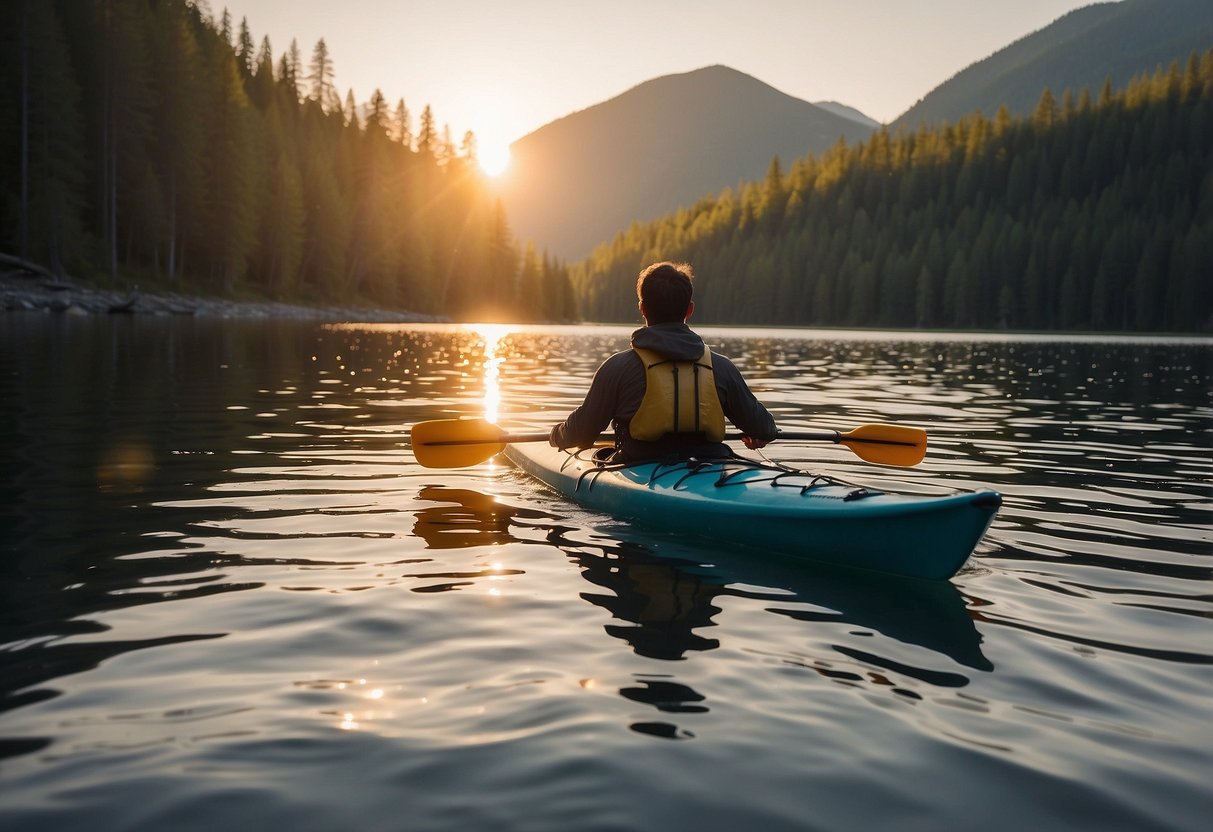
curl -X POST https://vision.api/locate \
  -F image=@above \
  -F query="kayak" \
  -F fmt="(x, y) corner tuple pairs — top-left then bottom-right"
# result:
(503, 443), (1001, 581)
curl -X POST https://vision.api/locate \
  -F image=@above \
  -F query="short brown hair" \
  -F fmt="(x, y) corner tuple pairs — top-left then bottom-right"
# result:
(636, 261), (694, 323)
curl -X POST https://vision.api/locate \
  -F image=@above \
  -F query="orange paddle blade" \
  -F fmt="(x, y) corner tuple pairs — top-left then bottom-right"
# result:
(411, 418), (508, 468)
(837, 423), (927, 467)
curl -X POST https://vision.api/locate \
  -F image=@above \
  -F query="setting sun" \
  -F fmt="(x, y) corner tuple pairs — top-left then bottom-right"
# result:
(479, 142), (511, 177)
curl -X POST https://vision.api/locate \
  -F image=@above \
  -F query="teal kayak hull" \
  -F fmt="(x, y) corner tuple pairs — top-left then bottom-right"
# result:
(504, 444), (1000, 581)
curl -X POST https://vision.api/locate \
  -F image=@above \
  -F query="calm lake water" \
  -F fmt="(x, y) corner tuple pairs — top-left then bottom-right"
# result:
(1, 314), (1210, 831)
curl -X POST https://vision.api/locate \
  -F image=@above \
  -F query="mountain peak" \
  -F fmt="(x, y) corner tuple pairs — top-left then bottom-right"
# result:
(501, 67), (874, 259)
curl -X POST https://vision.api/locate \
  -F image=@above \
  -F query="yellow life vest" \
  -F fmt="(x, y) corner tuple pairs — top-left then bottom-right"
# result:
(629, 347), (726, 442)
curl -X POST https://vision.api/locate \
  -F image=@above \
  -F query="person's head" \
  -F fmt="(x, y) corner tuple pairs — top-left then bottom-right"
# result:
(636, 261), (695, 324)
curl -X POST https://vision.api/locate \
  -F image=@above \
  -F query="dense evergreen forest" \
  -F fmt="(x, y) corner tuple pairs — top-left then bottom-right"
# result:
(575, 53), (1213, 332)
(1, 0), (578, 322)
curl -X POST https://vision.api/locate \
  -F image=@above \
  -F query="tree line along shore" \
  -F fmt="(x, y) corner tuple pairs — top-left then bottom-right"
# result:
(4, 1), (576, 324)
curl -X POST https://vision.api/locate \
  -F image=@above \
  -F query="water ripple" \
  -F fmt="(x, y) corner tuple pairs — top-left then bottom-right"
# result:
(1, 317), (1209, 831)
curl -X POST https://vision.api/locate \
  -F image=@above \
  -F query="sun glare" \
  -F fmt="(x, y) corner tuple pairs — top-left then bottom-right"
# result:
(468, 324), (516, 423)
(479, 143), (511, 177)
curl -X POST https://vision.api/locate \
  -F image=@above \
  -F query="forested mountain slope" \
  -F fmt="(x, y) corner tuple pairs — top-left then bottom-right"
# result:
(575, 54), (1213, 333)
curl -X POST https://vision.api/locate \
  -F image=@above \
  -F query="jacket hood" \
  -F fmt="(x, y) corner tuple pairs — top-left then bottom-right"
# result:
(630, 322), (706, 361)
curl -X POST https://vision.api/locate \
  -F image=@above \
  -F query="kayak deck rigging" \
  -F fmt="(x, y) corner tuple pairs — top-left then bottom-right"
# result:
(563, 447), (881, 502)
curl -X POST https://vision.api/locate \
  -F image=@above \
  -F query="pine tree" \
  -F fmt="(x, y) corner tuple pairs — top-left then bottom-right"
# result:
(129, 161), (167, 272)
(516, 242), (542, 320)
(307, 38), (337, 112)
(760, 155), (785, 232)
(59, 0), (152, 282)
(487, 199), (518, 318)
(460, 130), (478, 168)
(417, 104), (436, 157)
(147, 0), (205, 284)
(247, 36), (276, 110)
(300, 147), (351, 300)
(204, 51), (259, 292)
(437, 123), (455, 165)
(255, 109), (304, 297)
(365, 88), (388, 136)
(235, 16), (255, 80)
(8, 0), (87, 274)
(279, 38), (302, 104)
(392, 98), (412, 147)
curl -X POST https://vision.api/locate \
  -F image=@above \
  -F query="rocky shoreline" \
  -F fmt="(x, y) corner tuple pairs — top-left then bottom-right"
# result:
(0, 271), (444, 323)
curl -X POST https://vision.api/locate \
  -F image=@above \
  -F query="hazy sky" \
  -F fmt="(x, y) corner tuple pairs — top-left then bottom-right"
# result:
(215, 0), (1109, 160)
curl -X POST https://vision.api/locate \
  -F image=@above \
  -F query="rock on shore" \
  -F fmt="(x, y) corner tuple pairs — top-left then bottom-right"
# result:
(1, 272), (445, 323)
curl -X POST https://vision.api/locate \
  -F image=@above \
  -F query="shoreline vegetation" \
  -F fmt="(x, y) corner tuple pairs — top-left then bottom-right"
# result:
(4, 1), (577, 325)
(3, 250), (1208, 336)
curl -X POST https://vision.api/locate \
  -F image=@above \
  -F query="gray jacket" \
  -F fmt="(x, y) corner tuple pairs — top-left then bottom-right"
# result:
(550, 322), (778, 460)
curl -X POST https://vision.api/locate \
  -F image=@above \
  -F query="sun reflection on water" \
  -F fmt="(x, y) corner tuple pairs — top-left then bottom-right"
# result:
(466, 324), (516, 424)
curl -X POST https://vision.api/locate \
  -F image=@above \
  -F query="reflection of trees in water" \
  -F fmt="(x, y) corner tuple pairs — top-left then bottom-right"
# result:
(413, 485), (992, 740)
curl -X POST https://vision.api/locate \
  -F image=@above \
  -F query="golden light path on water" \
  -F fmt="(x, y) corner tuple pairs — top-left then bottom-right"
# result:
(313, 322), (521, 733)
(468, 323), (516, 425)
(469, 324), (517, 603)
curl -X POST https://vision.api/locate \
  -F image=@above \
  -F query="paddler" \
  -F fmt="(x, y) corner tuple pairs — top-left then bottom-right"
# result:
(550, 261), (778, 461)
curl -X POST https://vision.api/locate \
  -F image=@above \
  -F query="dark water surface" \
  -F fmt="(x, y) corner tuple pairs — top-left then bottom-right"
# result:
(1, 315), (1210, 831)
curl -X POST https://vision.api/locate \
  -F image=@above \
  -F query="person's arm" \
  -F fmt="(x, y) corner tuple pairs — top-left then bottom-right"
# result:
(549, 356), (623, 448)
(713, 355), (777, 448)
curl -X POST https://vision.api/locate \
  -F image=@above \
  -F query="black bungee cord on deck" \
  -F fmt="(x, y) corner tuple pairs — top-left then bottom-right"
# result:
(571, 447), (879, 501)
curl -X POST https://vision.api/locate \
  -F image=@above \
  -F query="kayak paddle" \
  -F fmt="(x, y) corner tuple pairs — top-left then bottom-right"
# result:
(411, 418), (927, 469)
